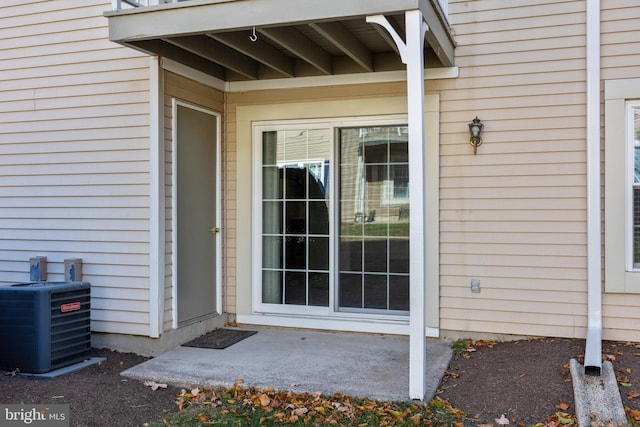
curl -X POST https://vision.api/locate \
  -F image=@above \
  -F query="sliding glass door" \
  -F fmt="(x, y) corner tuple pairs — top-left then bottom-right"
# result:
(338, 126), (410, 313)
(257, 121), (409, 316)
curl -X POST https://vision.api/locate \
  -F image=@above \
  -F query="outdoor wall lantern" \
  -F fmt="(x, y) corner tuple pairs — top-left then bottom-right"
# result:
(468, 116), (484, 155)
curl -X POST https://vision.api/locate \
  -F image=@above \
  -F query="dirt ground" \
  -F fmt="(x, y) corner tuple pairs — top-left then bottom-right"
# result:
(437, 338), (640, 425)
(0, 338), (639, 426)
(0, 348), (180, 427)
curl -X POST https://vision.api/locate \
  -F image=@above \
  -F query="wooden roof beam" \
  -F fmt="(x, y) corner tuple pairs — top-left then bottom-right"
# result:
(259, 26), (332, 75)
(165, 35), (259, 80)
(129, 39), (226, 80)
(309, 21), (373, 72)
(208, 32), (296, 78)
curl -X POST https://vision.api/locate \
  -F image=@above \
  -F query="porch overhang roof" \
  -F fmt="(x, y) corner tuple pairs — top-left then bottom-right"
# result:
(104, 0), (455, 82)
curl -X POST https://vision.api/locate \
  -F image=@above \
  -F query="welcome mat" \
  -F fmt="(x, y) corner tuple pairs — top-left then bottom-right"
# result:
(182, 329), (257, 350)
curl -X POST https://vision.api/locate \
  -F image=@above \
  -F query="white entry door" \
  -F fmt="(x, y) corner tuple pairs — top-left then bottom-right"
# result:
(175, 102), (220, 326)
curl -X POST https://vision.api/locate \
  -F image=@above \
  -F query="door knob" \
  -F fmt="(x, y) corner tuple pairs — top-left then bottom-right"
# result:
(210, 227), (220, 233)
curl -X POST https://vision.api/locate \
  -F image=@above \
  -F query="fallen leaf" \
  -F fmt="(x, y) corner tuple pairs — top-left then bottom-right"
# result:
(144, 381), (168, 391)
(293, 407), (308, 416)
(259, 394), (270, 407)
(197, 413), (208, 422)
(495, 414), (510, 425)
(555, 412), (573, 424)
(555, 400), (570, 411)
(629, 391), (640, 399)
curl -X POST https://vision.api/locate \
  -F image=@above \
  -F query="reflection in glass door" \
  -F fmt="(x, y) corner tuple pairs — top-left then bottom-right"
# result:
(338, 126), (410, 313)
(261, 129), (331, 307)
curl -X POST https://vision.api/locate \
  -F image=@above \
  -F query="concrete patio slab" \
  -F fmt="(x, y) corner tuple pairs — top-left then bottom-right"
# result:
(122, 327), (453, 402)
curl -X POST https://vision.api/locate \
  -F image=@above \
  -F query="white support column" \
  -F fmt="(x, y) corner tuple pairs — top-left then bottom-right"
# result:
(367, 10), (428, 401)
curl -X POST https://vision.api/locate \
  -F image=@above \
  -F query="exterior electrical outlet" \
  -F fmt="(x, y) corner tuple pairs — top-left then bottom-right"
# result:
(64, 258), (83, 282)
(471, 279), (481, 293)
(29, 257), (47, 282)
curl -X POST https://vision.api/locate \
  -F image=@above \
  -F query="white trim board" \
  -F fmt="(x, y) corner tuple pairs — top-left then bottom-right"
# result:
(161, 58), (458, 93)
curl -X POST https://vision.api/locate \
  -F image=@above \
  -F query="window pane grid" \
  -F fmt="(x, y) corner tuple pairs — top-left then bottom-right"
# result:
(261, 129), (330, 307)
(338, 126), (409, 313)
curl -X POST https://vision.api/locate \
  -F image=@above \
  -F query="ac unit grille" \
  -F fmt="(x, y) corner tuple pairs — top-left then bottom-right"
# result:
(49, 288), (91, 370)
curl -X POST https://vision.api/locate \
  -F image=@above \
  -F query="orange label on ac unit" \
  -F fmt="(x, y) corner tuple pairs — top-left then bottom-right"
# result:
(60, 302), (81, 312)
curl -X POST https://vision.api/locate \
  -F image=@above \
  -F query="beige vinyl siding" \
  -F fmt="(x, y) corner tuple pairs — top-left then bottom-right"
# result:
(436, 0), (589, 338)
(0, 1), (152, 335)
(601, 0), (640, 341)
(217, 1), (640, 341)
(601, 0), (640, 81)
(162, 71), (224, 331)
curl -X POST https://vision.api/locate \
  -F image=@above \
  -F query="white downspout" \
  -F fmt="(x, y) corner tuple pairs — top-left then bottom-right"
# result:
(584, 0), (602, 376)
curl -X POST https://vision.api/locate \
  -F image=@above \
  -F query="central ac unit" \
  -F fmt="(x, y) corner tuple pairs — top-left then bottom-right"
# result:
(0, 282), (91, 373)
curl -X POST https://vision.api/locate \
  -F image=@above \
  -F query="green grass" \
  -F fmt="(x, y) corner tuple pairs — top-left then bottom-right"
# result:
(451, 339), (470, 356)
(341, 222), (409, 237)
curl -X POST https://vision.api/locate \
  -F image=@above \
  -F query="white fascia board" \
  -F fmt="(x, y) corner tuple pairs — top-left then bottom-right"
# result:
(162, 58), (227, 91)
(106, 0), (424, 41)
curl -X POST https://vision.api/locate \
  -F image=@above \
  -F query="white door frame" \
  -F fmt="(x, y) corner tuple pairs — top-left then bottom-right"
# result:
(171, 99), (223, 329)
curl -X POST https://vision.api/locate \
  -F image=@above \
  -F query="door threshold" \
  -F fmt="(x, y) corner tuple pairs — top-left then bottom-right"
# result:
(237, 314), (439, 337)
(178, 312), (221, 329)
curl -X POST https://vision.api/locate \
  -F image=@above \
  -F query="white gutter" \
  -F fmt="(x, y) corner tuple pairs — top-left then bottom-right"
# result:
(584, 0), (602, 376)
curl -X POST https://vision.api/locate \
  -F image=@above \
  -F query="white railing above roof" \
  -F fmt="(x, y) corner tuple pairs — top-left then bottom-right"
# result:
(112, 0), (146, 9)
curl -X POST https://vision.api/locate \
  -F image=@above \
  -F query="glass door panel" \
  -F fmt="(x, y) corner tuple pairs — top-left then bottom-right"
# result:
(338, 126), (410, 313)
(260, 129), (331, 307)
